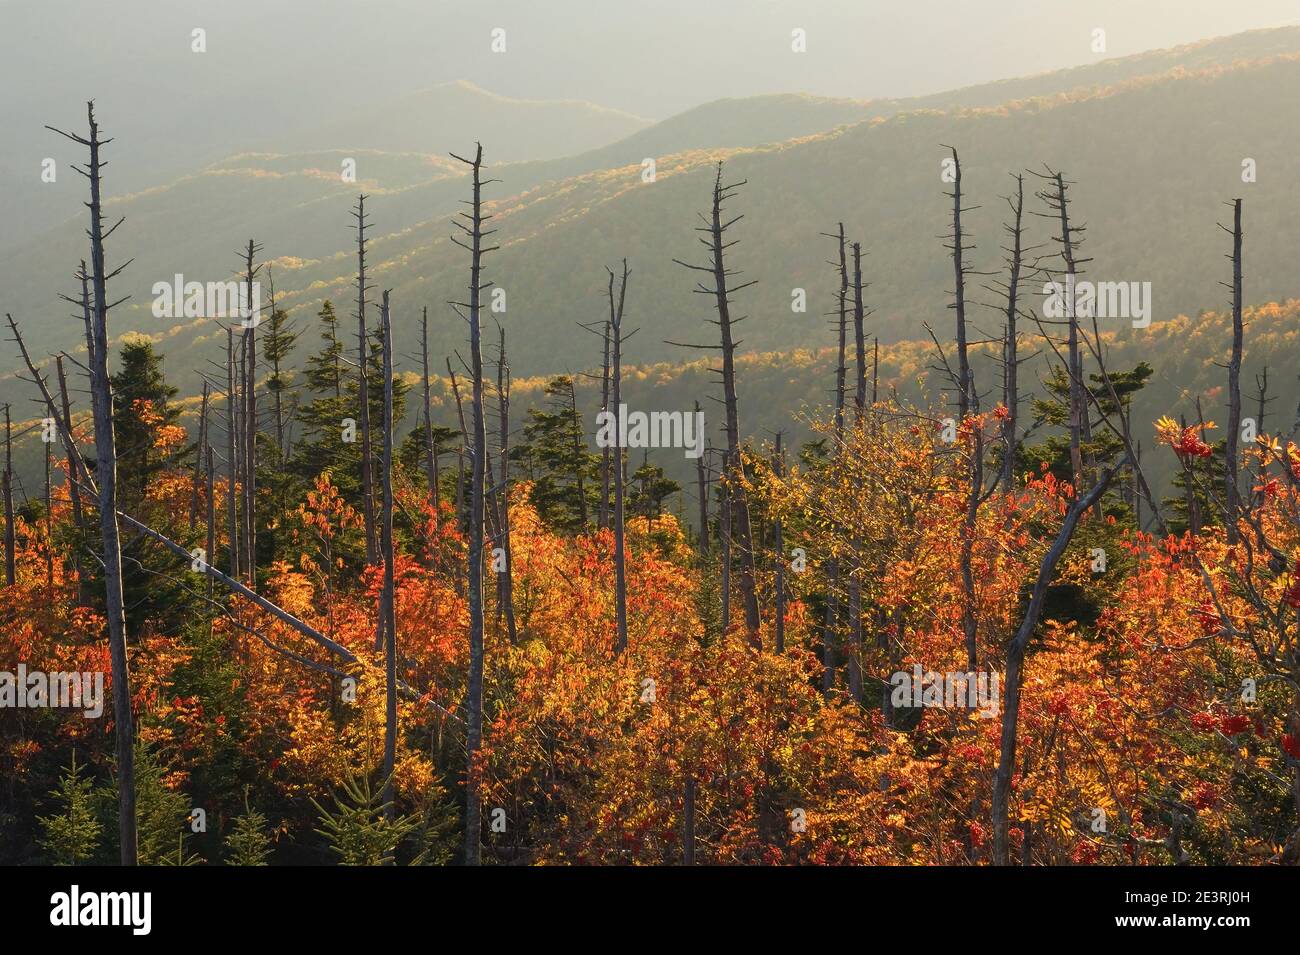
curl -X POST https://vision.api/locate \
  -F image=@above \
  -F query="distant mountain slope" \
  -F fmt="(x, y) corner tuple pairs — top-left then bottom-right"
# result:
(6, 29), (1300, 410)
(268, 80), (650, 161)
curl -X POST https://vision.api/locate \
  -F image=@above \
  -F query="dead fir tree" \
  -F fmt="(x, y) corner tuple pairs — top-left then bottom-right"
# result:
(846, 240), (872, 698)
(3, 404), (14, 586)
(1031, 166), (1092, 489)
(449, 143), (498, 866)
(942, 147), (978, 418)
(816, 222), (850, 692)
(1221, 198), (1245, 543)
(239, 239), (262, 582)
(352, 195), (377, 564)
(670, 162), (761, 647)
(494, 324), (518, 645)
(45, 102), (137, 863)
(599, 284), (614, 531)
(693, 400), (710, 556)
(225, 327), (240, 578)
(188, 382), (210, 531)
(772, 432), (786, 654)
(57, 316), (92, 607)
(988, 172), (1038, 490)
(378, 291), (399, 820)
(929, 147), (989, 672)
(608, 260), (631, 654)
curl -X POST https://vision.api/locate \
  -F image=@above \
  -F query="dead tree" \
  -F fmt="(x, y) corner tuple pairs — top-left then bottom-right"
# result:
(1033, 166), (1091, 488)
(671, 162), (760, 646)
(994, 173), (1031, 490)
(1221, 198), (1244, 543)
(189, 382), (209, 531)
(773, 433), (786, 654)
(609, 260), (631, 654)
(818, 223), (849, 691)
(55, 356), (85, 538)
(46, 103), (137, 864)
(378, 291), (399, 819)
(943, 147), (977, 418)
(449, 143), (498, 866)
(240, 239), (262, 582)
(44, 436), (53, 594)
(847, 240), (870, 698)
(599, 285), (613, 530)
(991, 466), (1116, 864)
(3, 404), (14, 586)
(352, 195), (377, 563)
(495, 325), (518, 645)
(694, 401), (709, 555)
(205, 446), (216, 599)
(225, 328), (239, 578)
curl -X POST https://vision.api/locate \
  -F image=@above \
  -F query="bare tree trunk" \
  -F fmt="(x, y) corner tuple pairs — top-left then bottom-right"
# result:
(496, 326), (518, 646)
(1044, 169), (1085, 488)
(226, 328), (239, 579)
(353, 196), (377, 564)
(189, 382), (209, 531)
(946, 147), (974, 418)
(847, 241), (868, 696)
(610, 261), (630, 654)
(1224, 198), (1244, 543)
(450, 143), (496, 866)
(206, 447), (216, 599)
(773, 433), (786, 654)
(674, 163), (760, 645)
(48, 103), (137, 864)
(3, 404), (14, 586)
(694, 402), (709, 555)
(44, 438), (54, 595)
(999, 174), (1026, 489)
(56, 357), (85, 537)
(599, 289), (613, 531)
(378, 292), (398, 822)
(241, 240), (261, 583)
(992, 470), (1116, 864)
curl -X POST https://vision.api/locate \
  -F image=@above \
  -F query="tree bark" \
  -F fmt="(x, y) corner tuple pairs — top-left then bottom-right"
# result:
(1224, 198), (1244, 543)
(353, 196), (377, 564)
(378, 291), (398, 822)
(49, 104), (137, 864)
(450, 144), (494, 866)
(610, 261), (630, 654)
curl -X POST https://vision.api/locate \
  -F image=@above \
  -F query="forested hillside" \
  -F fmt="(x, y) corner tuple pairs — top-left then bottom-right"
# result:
(3, 23), (1299, 874)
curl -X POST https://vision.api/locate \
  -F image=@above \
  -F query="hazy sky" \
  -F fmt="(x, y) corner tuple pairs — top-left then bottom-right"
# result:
(3, 0), (1299, 198)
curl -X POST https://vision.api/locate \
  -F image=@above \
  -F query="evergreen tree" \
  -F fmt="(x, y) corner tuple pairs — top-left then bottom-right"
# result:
(516, 375), (598, 532)
(224, 790), (273, 866)
(629, 453), (680, 520)
(36, 751), (101, 865)
(262, 304), (299, 458)
(107, 742), (200, 866)
(111, 338), (182, 506)
(310, 772), (420, 865)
